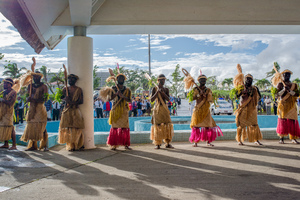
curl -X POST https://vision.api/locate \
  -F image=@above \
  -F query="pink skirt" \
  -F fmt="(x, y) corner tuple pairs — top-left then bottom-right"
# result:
(276, 118), (300, 137)
(107, 128), (130, 146)
(189, 126), (223, 143)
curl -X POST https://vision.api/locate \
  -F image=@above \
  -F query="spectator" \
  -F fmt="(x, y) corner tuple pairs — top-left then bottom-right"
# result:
(265, 96), (272, 115)
(52, 100), (61, 121)
(172, 99), (177, 115)
(17, 96), (24, 124)
(146, 99), (151, 116)
(103, 101), (112, 118)
(137, 99), (142, 116)
(261, 95), (266, 112)
(142, 99), (147, 116)
(177, 96), (181, 107)
(128, 101), (132, 117)
(94, 98), (103, 118)
(45, 98), (53, 121)
(132, 98), (137, 117)
(167, 100), (172, 115)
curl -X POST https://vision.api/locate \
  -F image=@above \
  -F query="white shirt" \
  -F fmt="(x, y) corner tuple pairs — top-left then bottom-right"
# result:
(19, 100), (24, 109)
(264, 98), (272, 106)
(94, 100), (103, 109)
(53, 101), (61, 109)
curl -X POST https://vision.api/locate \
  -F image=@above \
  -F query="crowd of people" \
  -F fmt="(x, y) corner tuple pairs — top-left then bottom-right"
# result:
(93, 95), (182, 118)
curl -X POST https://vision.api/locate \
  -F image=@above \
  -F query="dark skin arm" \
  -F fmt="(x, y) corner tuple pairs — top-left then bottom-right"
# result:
(276, 82), (299, 97)
(63, 87), (84, 106)
(26, 84), (48, 103)
(110, 86), (131, 103)
(150, 87), (170, 102)
(255, 86), (262, 99)
(1, 90), (16, 107)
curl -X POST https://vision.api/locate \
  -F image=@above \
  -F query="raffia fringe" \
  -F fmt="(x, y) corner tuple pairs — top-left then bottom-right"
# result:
(236, 125), (262, 142)
(21, 122), (47, 142)
(0, 126), (13, 141)
(58, 128), (84, 150)
(150, 123), (174, 145)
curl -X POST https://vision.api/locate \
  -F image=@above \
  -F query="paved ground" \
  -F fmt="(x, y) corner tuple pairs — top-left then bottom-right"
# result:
(0, 140), (299, 200)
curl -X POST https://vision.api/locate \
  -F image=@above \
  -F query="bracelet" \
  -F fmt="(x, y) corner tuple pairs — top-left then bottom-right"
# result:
(289, 90), (295, 96)
(278, 89), (285, 96)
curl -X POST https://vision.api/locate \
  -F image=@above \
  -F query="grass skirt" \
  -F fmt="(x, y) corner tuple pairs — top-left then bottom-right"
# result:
(107, 128), (130, 147)
(189, 126), (223, 143)
(276, 118), (300, 139)
(236, 125), (262, 142)
(150, 123), (174, 145)
(0, 126), (13, 141)
(58, 128), (84, 150)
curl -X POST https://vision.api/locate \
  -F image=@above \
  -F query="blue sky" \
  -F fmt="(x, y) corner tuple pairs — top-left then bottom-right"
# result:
(1, 13), (300, 84)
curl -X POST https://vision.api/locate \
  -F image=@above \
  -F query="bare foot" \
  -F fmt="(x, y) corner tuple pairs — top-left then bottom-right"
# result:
(110, 146), (116, 151)
(238, 142), (244, 145)
(8, 146), (17, 150)
(125, 146), (132, 150)
(279, 139), (284, 144)
(43, 147), (49, 152)
(165, 144), (174, 149)
(25, 147), (37, 151)
(0, 145), (9, 149)
(207, 143), (214, 147)
(292, 139), (300, 144)
(254, 141), (263, 145)
(155, 145), (160, 149)
(192, 143), (198, 147)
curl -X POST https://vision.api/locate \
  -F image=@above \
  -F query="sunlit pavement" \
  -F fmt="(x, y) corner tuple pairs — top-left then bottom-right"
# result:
(0, 140), (299, 200)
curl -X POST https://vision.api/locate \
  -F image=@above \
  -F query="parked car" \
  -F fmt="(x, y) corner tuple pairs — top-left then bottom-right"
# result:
(210, 99), (233, 115)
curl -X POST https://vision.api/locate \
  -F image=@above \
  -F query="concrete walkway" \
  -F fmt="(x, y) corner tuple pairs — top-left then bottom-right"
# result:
(0, 140), (299, 200)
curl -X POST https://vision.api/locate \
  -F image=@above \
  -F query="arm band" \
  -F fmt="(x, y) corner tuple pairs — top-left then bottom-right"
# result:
(289, 90), (295, 96)
(278, 89), (285, 96)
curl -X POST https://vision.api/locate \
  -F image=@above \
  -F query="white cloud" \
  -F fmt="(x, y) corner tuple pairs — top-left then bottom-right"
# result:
(0, 13), (25, 48)
(136, 45), (171, 51)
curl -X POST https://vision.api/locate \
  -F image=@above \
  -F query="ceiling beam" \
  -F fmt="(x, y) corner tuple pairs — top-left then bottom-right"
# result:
(69, 0), (93, 26)
(92, 0), (106, 17)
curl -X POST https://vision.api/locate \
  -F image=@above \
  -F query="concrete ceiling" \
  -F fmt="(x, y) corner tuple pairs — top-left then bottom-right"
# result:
(1, 0), (300, 53)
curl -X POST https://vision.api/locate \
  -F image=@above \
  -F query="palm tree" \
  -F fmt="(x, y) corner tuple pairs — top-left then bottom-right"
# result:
(221, 78), (233, 90)
(39, 65), (55, 94)
(256, 78), (271, 91)
(49, 69), (64, 90)
(266, 62), (280, 78)
(2, 62), (27, 78)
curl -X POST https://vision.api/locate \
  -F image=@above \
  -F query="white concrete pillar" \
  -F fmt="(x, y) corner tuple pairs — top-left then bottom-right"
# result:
(68, 36), (95, 149)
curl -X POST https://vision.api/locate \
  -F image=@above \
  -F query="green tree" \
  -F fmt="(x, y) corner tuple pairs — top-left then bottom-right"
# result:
(93, 65), (101, 90)
(221, 78), (233, 90)
(266, 62), (280, 78)
(0, 53), (4, 60)
(2, 62), (26, 78)
(206, 76), (218, 90)
(39, 65), (55, 94)
(168, 64), (184, 97)
(255, 78), (271, 91)
(106, 66), (150, 94)
(49, 69), (64, 90)
(293, 78), (300, 87)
